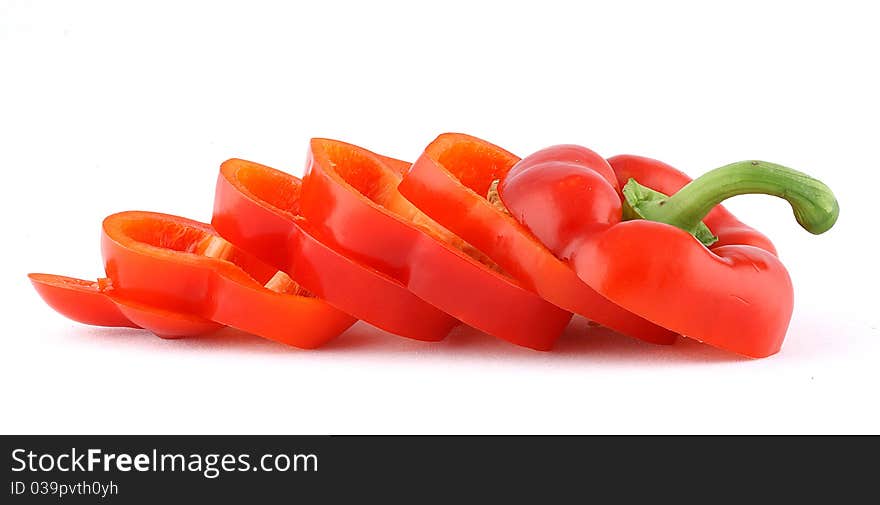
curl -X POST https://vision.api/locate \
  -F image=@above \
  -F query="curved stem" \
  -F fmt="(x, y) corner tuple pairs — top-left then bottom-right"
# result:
(623, 160), (839, 241)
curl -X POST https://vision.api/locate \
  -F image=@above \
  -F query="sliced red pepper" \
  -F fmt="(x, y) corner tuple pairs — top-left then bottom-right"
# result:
(398, 133), (676, 345)
(102, 211), (356, 348)
(212, 158), (460, 342)
(28, 273), (224, 338)
(499, 147), (839, 357)
(298, 138), (572, 350)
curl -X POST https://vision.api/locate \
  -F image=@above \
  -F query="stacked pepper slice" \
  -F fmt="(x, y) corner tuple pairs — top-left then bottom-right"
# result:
(213, 157), (459, 342)
(32, 211), (356, 347)
(298, 139), (572, 350)
(30, 134), (838, 357)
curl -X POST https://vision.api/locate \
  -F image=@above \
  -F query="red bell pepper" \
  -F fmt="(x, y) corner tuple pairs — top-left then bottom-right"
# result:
(398, 133), (676, 345)
(498, 146), (839, 357)
(299, 138), (572, 350)
(212, 158), (460, 342)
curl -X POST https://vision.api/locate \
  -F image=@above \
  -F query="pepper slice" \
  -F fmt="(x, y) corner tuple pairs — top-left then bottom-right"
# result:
(102, 211), (356, 348)
(29, 273), (139, 328)
(398, 133), (676, 345)
(298, 138), (572, 350)
(212, 158), (460, 342)
(499, 147), (839, 357)
(28, 273), (224, 338)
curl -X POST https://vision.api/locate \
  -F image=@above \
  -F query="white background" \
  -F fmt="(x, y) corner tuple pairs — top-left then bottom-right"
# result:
(2, 0), (877, 434)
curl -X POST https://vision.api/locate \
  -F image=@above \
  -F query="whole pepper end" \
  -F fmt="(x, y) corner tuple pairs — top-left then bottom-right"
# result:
(622, 160), (839, 243)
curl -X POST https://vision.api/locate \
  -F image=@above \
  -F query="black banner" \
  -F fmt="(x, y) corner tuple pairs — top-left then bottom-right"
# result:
(1, 435), (874, 502)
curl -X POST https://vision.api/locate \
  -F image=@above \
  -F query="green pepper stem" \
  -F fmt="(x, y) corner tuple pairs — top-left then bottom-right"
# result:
(640, 160), (839, 235)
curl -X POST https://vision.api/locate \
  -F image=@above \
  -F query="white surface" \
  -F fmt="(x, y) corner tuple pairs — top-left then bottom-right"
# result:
(1, 0), (877, 434)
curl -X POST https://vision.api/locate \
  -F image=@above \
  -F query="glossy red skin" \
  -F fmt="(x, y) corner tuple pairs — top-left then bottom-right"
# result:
(212, 158), (459, 342)
(102, 211), (356, 348)
(508, 144), (620, 189)
(502, 160), (622, 260)
(398, 133), (676, 345)
(500, 148), (794, 358)
(299, 138), (572, 351)
(28, 273), (223, 338)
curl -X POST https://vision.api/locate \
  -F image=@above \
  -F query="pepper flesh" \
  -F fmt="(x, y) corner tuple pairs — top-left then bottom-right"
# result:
(299, 138), (572, 351)
(398, 133), (676, 345)
(499, 148), (838, 357)
(212, 158), (460, 342)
